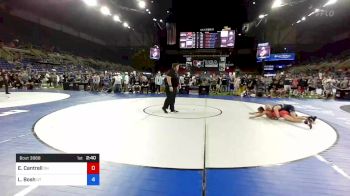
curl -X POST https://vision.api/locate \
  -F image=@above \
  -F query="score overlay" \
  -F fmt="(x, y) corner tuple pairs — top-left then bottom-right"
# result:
(16, 154), (99, 186)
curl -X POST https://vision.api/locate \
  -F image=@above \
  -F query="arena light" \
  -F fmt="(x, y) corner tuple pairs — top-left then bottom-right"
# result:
(146, 9), (149, 12)
(82, 0), (98, 7)
(123, 22), (129, 28)
(272, 0), (283, 9)
(296, 20), (301, 23)
(323, 0), (337, 7)
(159, 19), (163, 23)
(100, 6), (111, 16)
(153, 18), (157, 21)
(259, 14), (268, 19)
(138, 1), (146, 9)
(148, 11), (151, 14)
(308, 8), (321, 17)
(302, 16), (306, 21)
(113, 15), (121, 22)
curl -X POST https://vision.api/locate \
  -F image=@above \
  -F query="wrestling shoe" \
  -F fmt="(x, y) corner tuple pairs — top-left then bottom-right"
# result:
(171, 110), (179, 113)
(307, 116), (316, 124)
(162, 108), (168, 114)
(304, 119), (313, 129)
(310, 116), (317, 122)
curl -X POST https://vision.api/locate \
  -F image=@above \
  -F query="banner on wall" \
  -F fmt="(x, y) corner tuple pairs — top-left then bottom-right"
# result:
(257, 53), (295, 62)
(166, 23), (176, 45)
(204, 59), (218, 68)
(256, 42), (271, 60)
(219, 57), (226, 71)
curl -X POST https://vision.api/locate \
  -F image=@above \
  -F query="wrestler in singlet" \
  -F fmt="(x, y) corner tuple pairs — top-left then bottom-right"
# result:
(265, 110), (290, 119)
(272, 104), (295, 113)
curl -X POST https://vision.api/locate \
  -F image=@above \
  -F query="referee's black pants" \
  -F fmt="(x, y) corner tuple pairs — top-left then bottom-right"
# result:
(163, 87), (177, 111)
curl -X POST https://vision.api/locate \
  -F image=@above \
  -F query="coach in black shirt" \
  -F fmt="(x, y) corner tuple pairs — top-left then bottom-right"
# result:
(162, 63), (180, 113)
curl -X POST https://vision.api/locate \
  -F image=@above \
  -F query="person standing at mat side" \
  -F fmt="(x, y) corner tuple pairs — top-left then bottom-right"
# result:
(162, 64), (180, 113)
(0, 69), (10, 94)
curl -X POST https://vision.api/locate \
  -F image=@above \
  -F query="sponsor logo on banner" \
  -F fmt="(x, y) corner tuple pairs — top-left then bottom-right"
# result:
(204, 60), (218, 68)
(200, 28), (215, 32)
(264, 65), (274, 71)
(257, 53), (296, 62)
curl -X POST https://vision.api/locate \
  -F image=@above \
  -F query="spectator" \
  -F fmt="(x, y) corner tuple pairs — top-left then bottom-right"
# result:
(216, 75), (222, 93)
(13, 75), (23, 89)
(340, 77), (349, 89)
(283, 76), (292, 94)
(149, 75), (156, 93)
(221, 75), (228, 92)
(92, 73), (100, 92)
(210, 74), (217, 92)
(179, 75), (185, 86)
(323, 76), (335, 98)
(155, 71), (163, 94)
(246, 75), (256, 95)
(140, 75), (149, 94)
(234, 76), (241, 95)
(26, 76), (34, 90)
(123, 72), (130, 93)
(43, 72), (48, 87)
(0, 69), (10, 94)
(113, 73), (122, 93)
(133, 73), (141, 93)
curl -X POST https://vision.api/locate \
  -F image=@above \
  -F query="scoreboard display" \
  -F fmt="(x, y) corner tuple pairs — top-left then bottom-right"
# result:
(16, 154), (100, 186)
(257, 43), (271, 60)
(180, 30), (235, 49)
(150, 47), (160, 60)
(180, 32), (196, 49)
(220, 30), (235, 48)
(203, 32), (219, 48)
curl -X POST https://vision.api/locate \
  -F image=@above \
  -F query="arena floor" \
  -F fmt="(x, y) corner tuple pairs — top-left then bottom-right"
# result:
(1, 90), (350, 196)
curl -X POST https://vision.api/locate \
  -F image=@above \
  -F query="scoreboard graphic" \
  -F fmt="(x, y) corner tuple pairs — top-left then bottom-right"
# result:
(16, 154), (100, 186)
(180, 30), (235, 49)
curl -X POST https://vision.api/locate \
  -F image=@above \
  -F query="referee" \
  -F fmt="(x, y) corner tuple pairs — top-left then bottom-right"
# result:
(162, 63), (180, 113)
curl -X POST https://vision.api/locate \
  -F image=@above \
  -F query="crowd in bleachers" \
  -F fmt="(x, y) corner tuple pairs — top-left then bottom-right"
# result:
(0, 39), (133, 73)
(1, 38), (350, 99)
(227, 72), (349, 99)
(1, 64), (350, 99)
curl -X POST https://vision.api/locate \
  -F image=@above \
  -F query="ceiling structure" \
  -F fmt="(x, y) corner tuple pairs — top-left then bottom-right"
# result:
(1, 0), (348, 50)
(244, 0), (350, 43)
(1, 0), (172, 47)
(173, 0), (247, 32)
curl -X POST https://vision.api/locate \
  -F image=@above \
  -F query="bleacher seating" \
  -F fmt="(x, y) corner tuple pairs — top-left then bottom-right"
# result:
(0, 60), (15, 70)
